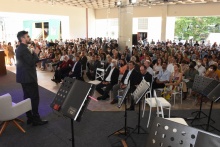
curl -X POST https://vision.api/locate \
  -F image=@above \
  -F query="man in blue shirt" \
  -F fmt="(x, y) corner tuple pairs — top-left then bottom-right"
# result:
(152, 62), (171, 93)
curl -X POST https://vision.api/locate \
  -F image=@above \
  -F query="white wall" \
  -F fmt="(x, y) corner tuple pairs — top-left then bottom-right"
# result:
(1, 0), (91, 39)
(88, 9), (96, 38)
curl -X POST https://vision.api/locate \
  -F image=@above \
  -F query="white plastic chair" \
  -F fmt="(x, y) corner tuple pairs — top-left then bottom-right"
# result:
(154, 90), (171, 119)
(0, 93), (32, 136)
(142, 90), (171, 128)
(171, 82), (183, 105)
(155, 88), (164, 96)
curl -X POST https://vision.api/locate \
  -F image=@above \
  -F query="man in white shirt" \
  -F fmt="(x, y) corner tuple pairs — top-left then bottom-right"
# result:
(152, 62), (171, 92)
(195, 59), (206, 76)
(144, 60), (154, 75)
(96, 59), (119, 100)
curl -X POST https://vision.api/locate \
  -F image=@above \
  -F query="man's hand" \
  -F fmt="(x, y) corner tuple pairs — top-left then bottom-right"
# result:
(156, 79), (161, 84)
(69, 71), (72, 75)
(120, 84), (127, 89)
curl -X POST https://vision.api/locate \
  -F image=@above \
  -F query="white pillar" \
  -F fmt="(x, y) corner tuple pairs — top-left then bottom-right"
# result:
(118, 5), (133, 50)
(161, 5), (167, 42)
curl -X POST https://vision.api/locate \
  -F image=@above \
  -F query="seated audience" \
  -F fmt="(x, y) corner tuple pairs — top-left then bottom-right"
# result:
(110, 61), (141, 104)
(96, 59), (119, 100)
(51, 55), (74, 83)
(69, 55), (82, 80)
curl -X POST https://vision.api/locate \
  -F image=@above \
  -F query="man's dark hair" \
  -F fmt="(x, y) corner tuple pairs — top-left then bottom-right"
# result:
(210, 65), (217, 71)
(140, 64), (147, 70)
(17, 31), (28, 42)
(162, 61), (167, 65)
(129, 61), (135, 65)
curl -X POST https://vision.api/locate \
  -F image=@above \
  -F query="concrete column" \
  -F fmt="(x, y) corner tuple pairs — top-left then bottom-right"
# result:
(118, 5), (133, 50)
(161, 5), (167, 42)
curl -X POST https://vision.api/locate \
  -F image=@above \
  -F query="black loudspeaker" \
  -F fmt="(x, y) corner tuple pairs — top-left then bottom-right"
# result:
(50, 77), (95, 121)
(202, 79), (219, 96)
(132, 34), (137, 45)
(207, 84), (220, 102)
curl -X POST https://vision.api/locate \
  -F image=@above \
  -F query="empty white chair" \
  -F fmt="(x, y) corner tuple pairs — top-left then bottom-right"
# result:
(0, 93), (32, 136)
(154, 90), (171, 118)
(154, 90), (188, 126)
(142, 90), (171, 128)
(171, 82), (183, 105)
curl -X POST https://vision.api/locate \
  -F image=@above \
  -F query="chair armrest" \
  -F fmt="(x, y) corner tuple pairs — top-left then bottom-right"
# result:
(12, 98), (32, 118)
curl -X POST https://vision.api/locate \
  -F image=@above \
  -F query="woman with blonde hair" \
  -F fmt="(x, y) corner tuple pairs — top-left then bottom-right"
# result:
(163, 64), (183, 100)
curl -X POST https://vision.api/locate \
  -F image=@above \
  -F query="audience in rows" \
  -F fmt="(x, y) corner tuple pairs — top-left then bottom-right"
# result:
(1, 37), (220, 108)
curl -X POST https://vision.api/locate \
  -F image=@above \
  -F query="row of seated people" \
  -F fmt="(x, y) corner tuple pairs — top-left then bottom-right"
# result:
(95, 58), (219, 109)
(51, 55), (83, 83)
(95, 60), (153, 110)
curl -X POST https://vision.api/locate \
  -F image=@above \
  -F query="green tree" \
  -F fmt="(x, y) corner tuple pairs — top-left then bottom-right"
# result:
(174, 17), (220, 41)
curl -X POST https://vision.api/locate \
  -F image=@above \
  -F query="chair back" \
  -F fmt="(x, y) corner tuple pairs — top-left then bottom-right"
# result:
(0, 93), (13, 121)
(154, 90), (164, 118)
(95, 68), (105, 80)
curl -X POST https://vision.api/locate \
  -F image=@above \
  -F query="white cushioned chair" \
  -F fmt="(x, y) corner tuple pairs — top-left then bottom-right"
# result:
(0, 93), (32, 136)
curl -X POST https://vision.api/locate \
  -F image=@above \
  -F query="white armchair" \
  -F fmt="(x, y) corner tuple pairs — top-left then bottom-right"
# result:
(0, 93), (32, 136)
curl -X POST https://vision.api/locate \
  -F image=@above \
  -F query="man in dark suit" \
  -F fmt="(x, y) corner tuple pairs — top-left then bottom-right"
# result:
(111, 61), (142, 104)
(16, 31), (48, 126)
(69, 55), (82, 80)
(127, 65), (152, 110)
(86, 55), (103, 80)
(96, 59), (119, 100)
(140, 65), (152, 86)
(80, 51), (87, 74)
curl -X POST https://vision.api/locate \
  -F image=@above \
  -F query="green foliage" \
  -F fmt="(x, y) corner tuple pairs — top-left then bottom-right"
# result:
(174, 17), (220, 41)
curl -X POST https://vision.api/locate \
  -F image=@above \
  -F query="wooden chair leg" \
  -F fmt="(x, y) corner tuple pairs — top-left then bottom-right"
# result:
(0, 122), (9, 136)
(15, 118), (24, 123)
(121, 139), (128, 147)
(12, 120), (26, 133)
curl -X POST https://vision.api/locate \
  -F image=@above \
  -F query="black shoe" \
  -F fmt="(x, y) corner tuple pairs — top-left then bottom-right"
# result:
(110, 99), (118, 104)
(101, 97), (107, 100)
(27, 119), (33, 125)
(97, 96), (103, 100)
(126, 107), (135, 111)
(32, 119), (48, 126)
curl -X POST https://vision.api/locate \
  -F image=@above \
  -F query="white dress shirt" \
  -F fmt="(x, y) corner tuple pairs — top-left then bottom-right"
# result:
(167, 63), (174, 73)
(147, 67), (154, 76)
(195, 65), (206, 76)
(105, 67), (115, 82)
(72, 62), (78, 72)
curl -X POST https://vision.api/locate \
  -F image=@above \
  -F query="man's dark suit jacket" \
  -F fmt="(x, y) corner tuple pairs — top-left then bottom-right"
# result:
(143, 72), (153, 86)
(16, 43), (39, 83)
(104, 67), (119, 86)
(80, 56), (87, 70)
(121, 69), (142, 93)
(70, 61), (82, 79)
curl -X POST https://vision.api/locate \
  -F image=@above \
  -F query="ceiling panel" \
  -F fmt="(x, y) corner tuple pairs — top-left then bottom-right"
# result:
(24, 0), (220, 9)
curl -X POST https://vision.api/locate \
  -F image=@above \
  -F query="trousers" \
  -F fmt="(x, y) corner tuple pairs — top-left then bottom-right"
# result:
(21, 82), (40, 119)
